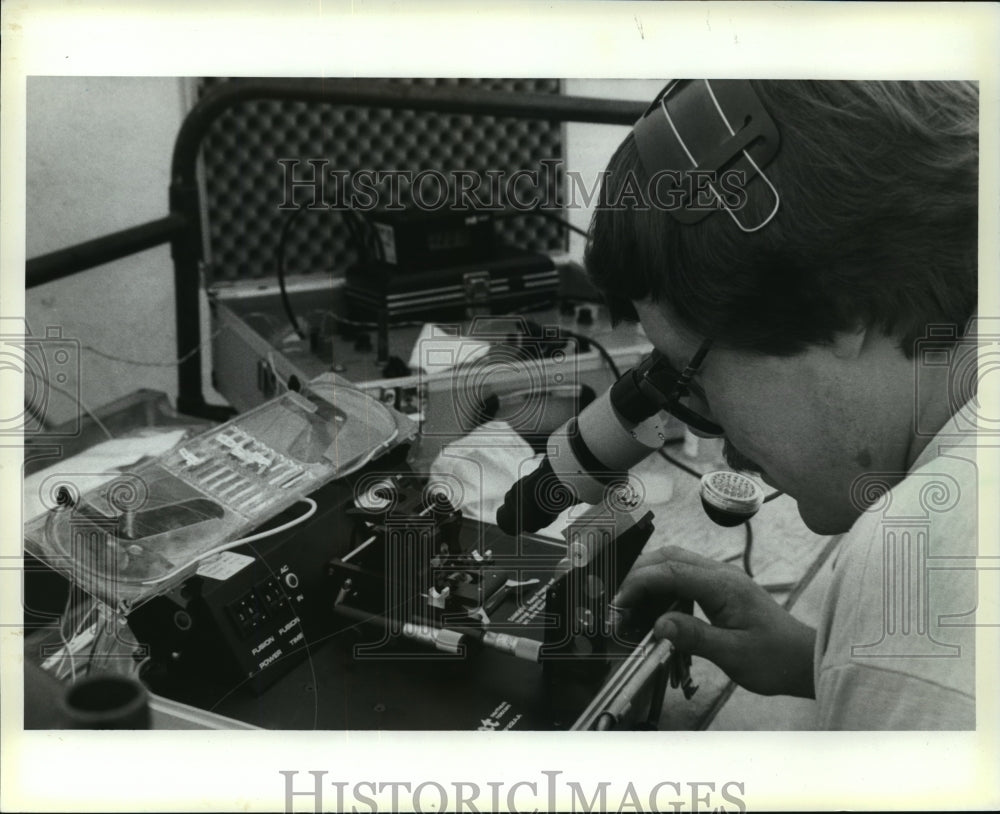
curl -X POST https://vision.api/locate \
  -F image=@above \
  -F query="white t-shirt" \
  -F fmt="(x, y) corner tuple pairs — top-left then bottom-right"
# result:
(813, 411), (978, 729)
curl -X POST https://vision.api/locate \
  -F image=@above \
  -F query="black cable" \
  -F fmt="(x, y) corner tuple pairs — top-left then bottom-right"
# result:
(340, 208), (362, 259)
(275, 204), (309, 340)
(531, 206), (590, 239)
(82, 327), (225, 367)
(655, 447), (703, 480)
(495, 203), (590, 239)
(342, 208), (377, 266)
(562, 329), (622, 380)
(278, 205), (386, 341)
(742, 519), (754, 578)
(85, 613), (104, 676)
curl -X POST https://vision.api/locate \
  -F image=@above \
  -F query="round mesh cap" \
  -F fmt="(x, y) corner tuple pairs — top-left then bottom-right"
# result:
(699, 470), (764, 527)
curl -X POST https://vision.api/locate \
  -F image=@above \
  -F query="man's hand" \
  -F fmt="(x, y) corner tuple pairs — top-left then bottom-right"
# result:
(613, 545), (816, 698)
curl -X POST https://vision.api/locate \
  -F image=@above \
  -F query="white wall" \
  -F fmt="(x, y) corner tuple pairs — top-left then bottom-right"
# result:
(25, 76), (205, 426)
(23, 77), (662, 426)
(563, 79), (667, 259)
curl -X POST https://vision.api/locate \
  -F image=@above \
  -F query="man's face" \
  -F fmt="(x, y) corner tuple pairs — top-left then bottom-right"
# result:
(632, 299), (908, 535)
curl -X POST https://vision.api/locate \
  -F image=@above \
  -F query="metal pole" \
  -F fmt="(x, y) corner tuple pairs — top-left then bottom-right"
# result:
(30, 78), (647, 419)
(26, 214), (187, 289)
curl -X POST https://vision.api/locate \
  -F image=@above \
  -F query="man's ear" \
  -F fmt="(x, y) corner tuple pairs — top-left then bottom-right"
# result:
(830, 325), (868, 360)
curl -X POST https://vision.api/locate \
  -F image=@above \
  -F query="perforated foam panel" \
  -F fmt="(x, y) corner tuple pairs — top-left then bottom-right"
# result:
(197, 78), (567, 283)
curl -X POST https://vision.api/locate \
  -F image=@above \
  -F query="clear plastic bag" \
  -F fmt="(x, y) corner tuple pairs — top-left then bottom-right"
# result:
(24, 384), (406, 610)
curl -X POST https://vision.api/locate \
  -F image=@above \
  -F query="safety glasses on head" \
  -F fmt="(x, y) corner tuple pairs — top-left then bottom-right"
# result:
(634, 338), (724, 437)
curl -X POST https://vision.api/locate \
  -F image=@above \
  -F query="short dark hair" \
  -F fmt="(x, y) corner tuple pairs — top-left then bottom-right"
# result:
(584, 81), (979, 357)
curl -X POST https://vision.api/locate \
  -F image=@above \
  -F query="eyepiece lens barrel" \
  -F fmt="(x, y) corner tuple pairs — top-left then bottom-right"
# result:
(495, 456), (579, 534)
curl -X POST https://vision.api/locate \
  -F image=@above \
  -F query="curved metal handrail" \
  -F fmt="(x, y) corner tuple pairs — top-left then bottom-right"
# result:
(27, 78), (645, 418)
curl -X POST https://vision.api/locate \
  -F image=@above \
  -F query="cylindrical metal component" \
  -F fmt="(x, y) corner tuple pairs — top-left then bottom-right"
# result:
(119, 509), (136, 540)
(568, 391), (669, 472)
(402, 622), (463, 654)
(609, 358), (662, 424)
(602, 638), (674, 721)
(482, 631), (542, 663)
(546, 420), (613, 504)
(26, 214), (188, 288)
